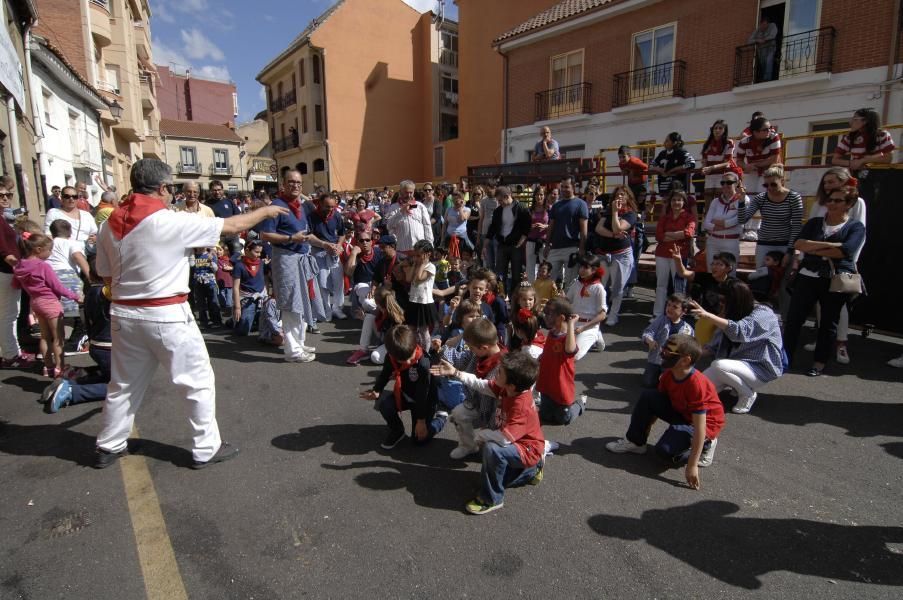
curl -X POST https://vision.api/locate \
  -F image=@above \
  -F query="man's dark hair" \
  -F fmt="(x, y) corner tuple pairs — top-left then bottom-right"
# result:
(130, 159), (172, 195)
(49, 219), (72, 238)
(209, 181), (224, 190)
(51, 185), (61, 192)
(385, 324), (417, 360)
(463, 318), (498, 347)
(500, 352), (539, 393)
(713, 252), (737, 269)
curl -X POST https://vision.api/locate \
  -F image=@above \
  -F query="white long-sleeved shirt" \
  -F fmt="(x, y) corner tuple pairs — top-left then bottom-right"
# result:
(703, 193), (747, 237)
(386, 202), (434, 252)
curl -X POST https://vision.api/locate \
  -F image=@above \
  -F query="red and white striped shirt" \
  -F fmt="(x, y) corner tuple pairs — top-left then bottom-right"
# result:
(702, 138), (735, 166)
(735, 133), (782, 174)
(834, 129), (896, 160)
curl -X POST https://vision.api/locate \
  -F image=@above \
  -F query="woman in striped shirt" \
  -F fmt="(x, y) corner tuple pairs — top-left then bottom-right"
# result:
(738, 165), (803, 269)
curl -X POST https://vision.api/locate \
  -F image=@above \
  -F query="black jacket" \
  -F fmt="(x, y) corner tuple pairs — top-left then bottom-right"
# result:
(488, 201), (532, 246)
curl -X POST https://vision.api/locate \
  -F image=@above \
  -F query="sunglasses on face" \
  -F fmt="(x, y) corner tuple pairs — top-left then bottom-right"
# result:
(61, 194), (78, 199)
(765, 182), (781, 189)
(826, 197), (847, 204)
(286, 181), (303, 186)
(720, 180), (737, 185)
(358, 238), (372, 242)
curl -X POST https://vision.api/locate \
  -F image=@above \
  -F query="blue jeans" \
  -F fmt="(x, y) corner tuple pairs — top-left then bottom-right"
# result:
(70, 346), (111, 405)
(624, 389), (712, 465)
(217, 283), (233, 310)
(233, 297), (260, 336)
(376, 390), (446, 443)
(192, 279), (221, 325)
(538, 392), (582, 425)
(480, 442), (540, 506)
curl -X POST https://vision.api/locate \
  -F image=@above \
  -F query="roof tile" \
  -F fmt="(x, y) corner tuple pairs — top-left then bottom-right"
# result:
(493, 0), (618, 45)
(159, 119), (243, 143)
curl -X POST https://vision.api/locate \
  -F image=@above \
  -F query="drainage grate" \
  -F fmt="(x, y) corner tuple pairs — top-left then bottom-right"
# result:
(43, 510), (93, 539)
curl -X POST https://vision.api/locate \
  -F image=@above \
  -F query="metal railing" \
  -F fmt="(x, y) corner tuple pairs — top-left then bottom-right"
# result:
(269, 90), (297, 113)
(273, 136), (297, 153)
(209, 165), (234, 176)
(439, 48), (458, 68)
(734, 26), (835, 87)
(138, 72), (152, 84)
(95, 79), (119, 95)
(176, 162), (202, 174)
(90, 0), (109, 10)
(534, 82), (592, 121)
(612, 60), (686, 108)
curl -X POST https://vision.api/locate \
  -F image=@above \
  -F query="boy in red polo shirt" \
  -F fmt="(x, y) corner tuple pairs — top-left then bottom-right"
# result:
(433, 351), (545, 515)
(536, 297), (583, 425)
(606, 333), (724, 490)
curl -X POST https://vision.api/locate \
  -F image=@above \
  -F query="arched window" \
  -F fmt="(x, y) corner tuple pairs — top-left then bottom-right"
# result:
(296, 162), (308, 175)
(313, 158), (325, 172)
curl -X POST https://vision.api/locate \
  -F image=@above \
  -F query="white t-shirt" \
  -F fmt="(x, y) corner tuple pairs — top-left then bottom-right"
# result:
(47, 237), (85, 273)
(480, 197), (499, 235)
(408, 262), (436, 305)
(96, 209), (224, 321)
(566, 279), (607, 320)
(45, 209), (98, 242)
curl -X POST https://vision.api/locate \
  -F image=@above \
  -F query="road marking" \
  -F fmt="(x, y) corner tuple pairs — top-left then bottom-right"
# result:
(120, 429), (188, 600)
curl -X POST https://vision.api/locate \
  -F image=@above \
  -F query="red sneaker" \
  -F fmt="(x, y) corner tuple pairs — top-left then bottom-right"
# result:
(346, 349), (368, 365)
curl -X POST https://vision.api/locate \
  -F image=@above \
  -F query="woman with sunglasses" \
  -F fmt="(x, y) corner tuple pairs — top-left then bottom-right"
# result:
(783, 186), (865, 377)
(738, 165), (802, 269)
(44, 185), (98, 245)
(701, 173), (746, 269)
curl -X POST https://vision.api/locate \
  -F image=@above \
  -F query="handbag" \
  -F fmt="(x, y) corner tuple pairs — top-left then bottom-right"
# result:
(828, 260), (862, 295)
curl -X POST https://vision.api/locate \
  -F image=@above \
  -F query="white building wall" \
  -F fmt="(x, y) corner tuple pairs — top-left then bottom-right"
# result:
(32, 63), (104, 204)
(504, 66), (903, 195)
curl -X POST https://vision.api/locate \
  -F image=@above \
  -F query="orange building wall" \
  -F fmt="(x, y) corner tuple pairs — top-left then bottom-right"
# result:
(311, 0), (424, 190)
(448, 0), (561, 178)
(504, 0), (898, 129)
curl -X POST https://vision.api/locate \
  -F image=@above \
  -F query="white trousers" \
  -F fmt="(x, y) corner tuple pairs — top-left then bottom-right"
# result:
(547, 246), (578, 288)
(0, 272), (21, 359)
(703, 359), (766, 401)
(706, 237), (741, 269)
(575, 326), (604, 361)
(653, 256), (686, 317)
(525, 240), (541, 283)
(96, 310), (221, 462)
(315, 253), (345, 316)
(601, 250), (633, 320)
(449, 402), (480, 451)
(282, 311), (309, 359)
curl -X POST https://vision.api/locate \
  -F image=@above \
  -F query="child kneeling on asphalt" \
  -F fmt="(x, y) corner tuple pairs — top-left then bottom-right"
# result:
(433, 352), (545, 515)
(359, 324), (446, 449)
(606, 333), (724, 490)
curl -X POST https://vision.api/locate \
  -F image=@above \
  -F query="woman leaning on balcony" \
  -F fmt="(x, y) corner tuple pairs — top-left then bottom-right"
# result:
(830, 107), (896, 201)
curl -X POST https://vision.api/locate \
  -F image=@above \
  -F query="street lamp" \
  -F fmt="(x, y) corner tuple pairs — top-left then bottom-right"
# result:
(109, 100), (123, 119)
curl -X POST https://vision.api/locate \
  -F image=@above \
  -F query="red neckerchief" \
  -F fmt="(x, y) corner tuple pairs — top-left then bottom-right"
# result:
(389, 345), (423, 411)
(532, 331), (547, 349)
(282, 195), (302, 220)
(106, 193), (167, 240)
(484, 291), (496, 306)
(384, 254), (397, 283)
(719, 192), (741, 208)
(516, 308), (533, 324)
(475, 350), (504, 379)
(357, 246), (375, 264)
(242, 257), (261, 278)
(317, 207), (335, 222)
(579, 267), (605, 297)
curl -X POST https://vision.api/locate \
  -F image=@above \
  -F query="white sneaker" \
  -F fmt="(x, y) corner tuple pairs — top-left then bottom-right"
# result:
(605, 438), (646, 454)
(287, 351), (316, 363)
(449, 445), (477, 460)
(888, 355), (903, 369)
(579, 394), (587, 409)
(606, 316), (619, 326)
(836, 345), (850, 364)
(698, 438), (718, 467)
(732, 392), (757, 414)
(332, 309), (347, 320)
(803, 341), (816, 352)
(302, 344), (316, 353)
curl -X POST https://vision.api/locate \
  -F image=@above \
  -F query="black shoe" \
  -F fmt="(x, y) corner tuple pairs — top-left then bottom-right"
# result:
(191, 442), (239, 469)
(380, 430), (406, 450)
(308, 325), (321, 334)
(93, 447), (127, 469)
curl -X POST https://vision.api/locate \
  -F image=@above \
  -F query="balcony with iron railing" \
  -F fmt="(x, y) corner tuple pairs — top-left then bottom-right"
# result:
(534, 82), (592, 122)
(733, 26), (836, 87)
(176, 162), (202, 174)
(439, 48), (458, 68)
(209, 164), (234, 176)
(90, 0), (109, 10)
(273, 136), (298, 153)
(612, 60), (686, 108)
(269, 90), (297, 113)
(95, 79), (120, 95)
(89, 0), (112, 46)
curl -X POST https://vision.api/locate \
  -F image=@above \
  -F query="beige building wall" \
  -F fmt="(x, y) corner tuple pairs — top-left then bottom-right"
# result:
(162, 136), (244, 193)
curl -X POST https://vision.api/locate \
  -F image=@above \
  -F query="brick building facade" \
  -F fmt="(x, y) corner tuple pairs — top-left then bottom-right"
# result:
(156, 66), (237, 125)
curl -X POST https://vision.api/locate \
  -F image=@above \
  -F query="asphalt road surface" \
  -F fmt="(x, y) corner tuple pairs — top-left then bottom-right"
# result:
(2, 287), (902, 599)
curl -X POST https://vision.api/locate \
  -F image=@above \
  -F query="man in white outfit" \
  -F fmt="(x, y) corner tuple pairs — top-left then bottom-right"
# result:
(93, 159), (286, 469)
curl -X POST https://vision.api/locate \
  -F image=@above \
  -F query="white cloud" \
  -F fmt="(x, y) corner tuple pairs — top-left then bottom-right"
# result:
(176, 0), (208, 12)
(401, 0), (436, 12)
(152, 36), (187, 68)
(180, 28), (225, 61)
(150, 0), (175, 23)
(194, 65), (231, 80)
(258, 86), (266, 102)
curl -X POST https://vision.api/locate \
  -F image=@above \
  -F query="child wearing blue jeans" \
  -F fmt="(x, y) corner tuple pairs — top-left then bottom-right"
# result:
(360, 324), (446, 449)
(433, 351), (545, 515)
(641, 293), (694, 387)
(231, 241), (267, 335)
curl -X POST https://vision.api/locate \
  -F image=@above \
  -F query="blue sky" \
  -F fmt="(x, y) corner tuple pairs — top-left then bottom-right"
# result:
(149, 0), (457, 124)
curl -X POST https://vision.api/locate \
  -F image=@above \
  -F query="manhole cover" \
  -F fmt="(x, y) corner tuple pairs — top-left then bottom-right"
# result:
(43, 510), (92, 539)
